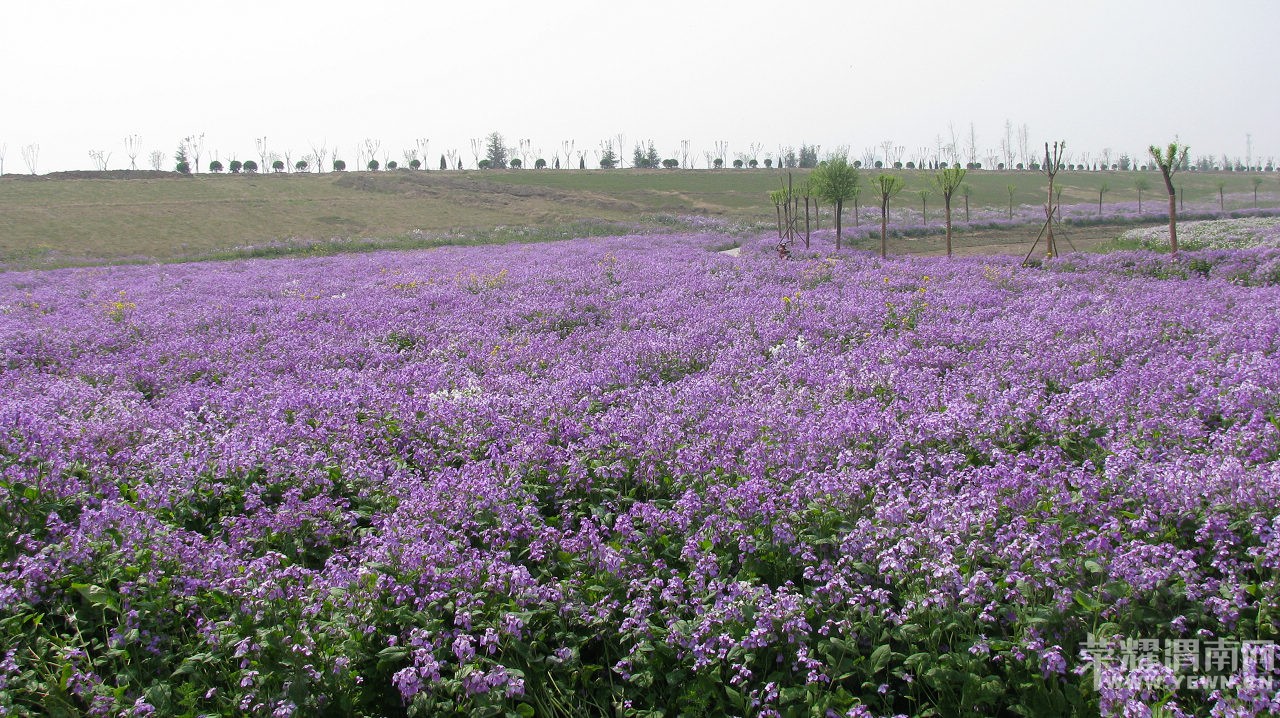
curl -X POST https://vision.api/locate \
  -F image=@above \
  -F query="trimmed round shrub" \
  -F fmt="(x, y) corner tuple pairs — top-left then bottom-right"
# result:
(272, 160), (285, 172)
(534, 158), (547, 169)
(906, 161), (916, 169)
(749, 159), (758, 168)
(367, 160), (380, 171)
(713, 158), (724, 168)
(387, 161), (398, 170)
(409, 159), (422, 170)
(479, 159), (493, 169)
(732, 159), (744, 168)
(229, 160), (243, 174)
(243, 160), (259, 173)
(662, 159), (679, 169)
(209, 160), (224, 173)
(509, 159), (522, 169)
(765, 159), (774, 168)
(332, 159), (346, 172)
(295, 160), (308, 172)
(175, 161), (191, 175)
(893, 161), (903, 169)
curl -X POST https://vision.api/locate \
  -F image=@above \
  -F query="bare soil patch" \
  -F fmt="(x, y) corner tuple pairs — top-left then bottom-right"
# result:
(841, 221), (1145, 257)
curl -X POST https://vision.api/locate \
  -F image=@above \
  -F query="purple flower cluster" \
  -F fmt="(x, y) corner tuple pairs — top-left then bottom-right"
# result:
(2, 233), (1279, 715)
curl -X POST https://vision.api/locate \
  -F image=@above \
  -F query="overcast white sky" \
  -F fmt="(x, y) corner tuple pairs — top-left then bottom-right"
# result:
(3, 0), (1277, 173)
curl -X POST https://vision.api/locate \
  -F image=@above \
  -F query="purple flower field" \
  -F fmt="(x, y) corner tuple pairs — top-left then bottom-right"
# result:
(2, 234), (1280, 717)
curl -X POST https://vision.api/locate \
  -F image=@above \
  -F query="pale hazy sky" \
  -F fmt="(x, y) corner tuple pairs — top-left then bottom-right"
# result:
(3, 0), (1277, 173)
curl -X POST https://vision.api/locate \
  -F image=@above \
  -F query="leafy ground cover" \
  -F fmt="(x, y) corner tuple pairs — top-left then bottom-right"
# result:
(1119, 217), (1280, 251)
(2, 235), (1280, 716)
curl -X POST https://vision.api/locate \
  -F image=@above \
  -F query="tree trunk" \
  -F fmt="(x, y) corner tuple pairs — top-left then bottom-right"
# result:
(964, 195), (970, 223)
(804, 197), (811, 249)
(775, 205), (782, 238)
(1045, 177), (1056, 258)
(944, 195), (953, 257)
(854, 196), (860, 226)
(881, 202), (889, 259)
(1158, 169), (1178, 255)
(835, 199), (843, 251)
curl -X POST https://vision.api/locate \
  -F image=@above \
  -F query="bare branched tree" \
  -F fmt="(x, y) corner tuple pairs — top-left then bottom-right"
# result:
(469, 138), (484, 168)
(1017, 123), (1030, 168)
(88, 150), (111, 171)
(965, 122), (978, 167)
(186, 133), (205, 175)
(149, 150), (164, 171)
(124, 134), (142, 170)
(680, 139), (691, 169)
(880, 139), (895, 168)
(362, 138), (381, 167)
(446, 149), (460, 169)
(1001, 120), (1014, 169)
(308, 139), (328, 173)
(256, 137), (269, 173)
(714, 140), (729, 169)
(415, 138), (429, 170)
(21, 144), (39, 174)
(1040, 141), (1066, 258)
(615, 133), (626, 168)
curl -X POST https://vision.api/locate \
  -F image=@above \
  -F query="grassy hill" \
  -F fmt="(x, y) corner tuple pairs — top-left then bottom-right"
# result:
(1, 168), (1276, 270)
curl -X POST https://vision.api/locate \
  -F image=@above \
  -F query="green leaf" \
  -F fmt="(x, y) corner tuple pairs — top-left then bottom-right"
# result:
(725, 686), (745, 709)
(71, 583), (118, 611)
(870, 644), (892, 675)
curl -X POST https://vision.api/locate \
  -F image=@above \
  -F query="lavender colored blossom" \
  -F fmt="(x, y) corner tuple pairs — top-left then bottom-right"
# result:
(1, 232), (1278, 715)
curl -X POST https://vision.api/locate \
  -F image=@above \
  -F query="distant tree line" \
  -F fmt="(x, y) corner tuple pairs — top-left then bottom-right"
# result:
(5, 124), (1276, 176)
